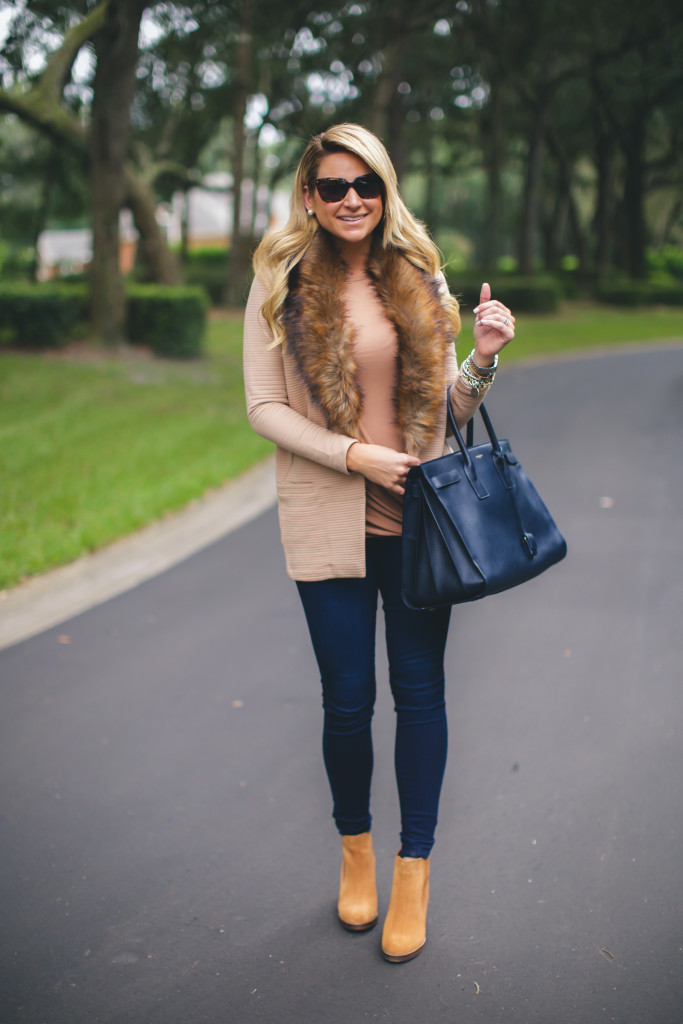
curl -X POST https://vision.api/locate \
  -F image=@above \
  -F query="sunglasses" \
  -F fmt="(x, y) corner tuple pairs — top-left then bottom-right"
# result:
(313, 172), (384, 203)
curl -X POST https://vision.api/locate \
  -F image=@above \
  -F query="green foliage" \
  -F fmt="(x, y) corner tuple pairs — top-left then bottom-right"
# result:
(185, 246), (231, 267)
(181, 247), (231, 304)
(0, 243), (34, 280)
(183, 264), (228, 306)
(0, 283), (210, 354)
(2, 0), (682, 302)
(554, 269), (585, 300)
(594, 279), (683, 307)
(445, 272), (562, 313)
(647, 247), (683, 280)
(126, 285), (209, 357)
(0, 283), (88, 348)
(649, 282), (683, 305)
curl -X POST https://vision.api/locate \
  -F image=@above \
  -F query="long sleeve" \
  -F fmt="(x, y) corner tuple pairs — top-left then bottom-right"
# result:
(449, 355), (488, 429)
(243, 275), (357, 475)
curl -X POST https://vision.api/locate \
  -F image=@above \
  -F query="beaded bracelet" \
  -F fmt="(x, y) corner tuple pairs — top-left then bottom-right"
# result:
(459, 350), (497, 394)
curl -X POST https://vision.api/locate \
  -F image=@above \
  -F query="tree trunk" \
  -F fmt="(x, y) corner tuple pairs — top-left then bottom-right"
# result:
(567, 190), (588, 281)
(480, 86), (503, 274)
(622, 113), (648, 279)
(656, 196), (682, 249)
(180, 186), (190, 265)
(593, 129), (614, 283)
(543, 187), (569, 273)
(545, 126), (587, 278)
(422, 130), (436, 231)
(30, 149), (56, 282)
(370, 30), (406, 179)
(90, 0), (147, 345)
(224, 0), (254, 307)
(251, 129), (262, 234)
(518, 98), (548, 277)
(124, 165), (182, 284)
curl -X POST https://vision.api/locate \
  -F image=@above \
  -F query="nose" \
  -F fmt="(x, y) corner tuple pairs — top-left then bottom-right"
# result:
(343, 187), (362, 208)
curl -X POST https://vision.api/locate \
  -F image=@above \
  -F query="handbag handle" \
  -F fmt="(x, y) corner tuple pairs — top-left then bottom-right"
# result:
(446, 385), (503, 474)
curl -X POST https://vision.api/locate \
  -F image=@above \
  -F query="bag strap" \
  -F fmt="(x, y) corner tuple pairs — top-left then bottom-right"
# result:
(447, 387), (538, 559)
(446, 386), (503, 470)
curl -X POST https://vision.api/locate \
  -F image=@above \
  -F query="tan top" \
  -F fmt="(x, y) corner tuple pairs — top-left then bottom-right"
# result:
(243, 272), (485, 581)
(344, 269), (403, 535)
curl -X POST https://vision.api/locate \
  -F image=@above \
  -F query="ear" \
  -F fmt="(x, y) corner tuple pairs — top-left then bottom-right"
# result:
(302, 185), (311, 212)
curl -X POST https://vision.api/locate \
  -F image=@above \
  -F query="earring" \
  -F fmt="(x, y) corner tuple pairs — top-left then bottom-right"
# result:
(306, 208), (314, 216)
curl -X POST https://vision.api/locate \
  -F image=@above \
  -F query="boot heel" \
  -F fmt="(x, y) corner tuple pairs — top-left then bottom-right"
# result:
(381, 854), (430, 961)
(338, 833), (378, 931)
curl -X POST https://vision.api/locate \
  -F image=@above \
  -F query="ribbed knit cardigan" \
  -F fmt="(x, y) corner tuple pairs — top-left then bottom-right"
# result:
(243, 272), (485, 581)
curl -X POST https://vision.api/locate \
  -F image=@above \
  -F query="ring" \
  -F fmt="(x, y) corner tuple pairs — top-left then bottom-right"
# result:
(503, 317), (509, 325)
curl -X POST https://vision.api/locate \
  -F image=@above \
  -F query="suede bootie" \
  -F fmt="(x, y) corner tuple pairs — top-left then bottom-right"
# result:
(337, 832), (378, 931)
(381, 854), (430, 962)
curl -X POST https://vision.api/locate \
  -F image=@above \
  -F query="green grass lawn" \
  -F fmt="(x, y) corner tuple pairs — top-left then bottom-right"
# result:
(0, 316), (272, 590)
(458, 303), (683, 360)
(1, 303), (682, 591)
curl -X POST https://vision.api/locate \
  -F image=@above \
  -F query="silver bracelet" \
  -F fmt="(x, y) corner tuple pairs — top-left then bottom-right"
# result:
(470, 349), (498, 376)
(460, 355), (494, 394)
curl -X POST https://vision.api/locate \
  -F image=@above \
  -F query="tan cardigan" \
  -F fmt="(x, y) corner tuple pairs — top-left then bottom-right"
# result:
(243, 272), (484, 581)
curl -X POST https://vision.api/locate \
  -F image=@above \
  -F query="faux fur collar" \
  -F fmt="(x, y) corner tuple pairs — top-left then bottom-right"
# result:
(281, 230), (452, 454)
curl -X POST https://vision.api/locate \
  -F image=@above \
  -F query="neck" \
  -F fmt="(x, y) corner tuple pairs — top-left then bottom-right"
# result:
(337, 236), (372, 275)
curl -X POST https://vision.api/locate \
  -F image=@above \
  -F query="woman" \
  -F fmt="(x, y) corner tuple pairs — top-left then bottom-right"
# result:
(243, 124), (514, 962)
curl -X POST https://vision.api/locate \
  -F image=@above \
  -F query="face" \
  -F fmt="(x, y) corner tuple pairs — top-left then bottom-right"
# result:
(303, 152), (384, 253)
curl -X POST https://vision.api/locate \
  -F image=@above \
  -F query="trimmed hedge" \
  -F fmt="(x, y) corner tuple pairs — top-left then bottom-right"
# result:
(647, 246), (683, 280)
(0, 283), (88, 348)
(184, 263), (228, 306)
(445, 272), (562, 313)
(127, 285), (209, 357)
(0, 283), (208, 356)
(594, 280), (683, 307)
(185, 245), (231, 266)
(182, 246), (230, 306)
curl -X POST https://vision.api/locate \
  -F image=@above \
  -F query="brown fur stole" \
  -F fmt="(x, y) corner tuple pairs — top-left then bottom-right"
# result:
(281, 230), (453, 454)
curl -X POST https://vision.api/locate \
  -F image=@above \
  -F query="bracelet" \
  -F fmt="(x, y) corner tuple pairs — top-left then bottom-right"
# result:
(460, 353), (496, 394)
(470, 349), (498, 376)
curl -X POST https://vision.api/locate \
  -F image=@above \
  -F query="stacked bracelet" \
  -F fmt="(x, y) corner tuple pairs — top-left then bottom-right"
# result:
(459, 349), (498, 394)
(471, 350), (498, 375)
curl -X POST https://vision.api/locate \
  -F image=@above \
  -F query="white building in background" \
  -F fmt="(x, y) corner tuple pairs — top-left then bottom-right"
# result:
(37, 228), (91, 279)
(164, 172), (290, 249)
(37, 211), (138, 280)
(37, 177), (290, 278)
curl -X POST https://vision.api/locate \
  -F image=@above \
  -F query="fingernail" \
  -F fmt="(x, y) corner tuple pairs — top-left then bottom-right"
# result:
(473, 306), (479, 313)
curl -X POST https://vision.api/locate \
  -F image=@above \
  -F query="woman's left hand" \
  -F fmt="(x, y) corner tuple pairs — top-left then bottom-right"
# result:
(472, 282), (515, 364)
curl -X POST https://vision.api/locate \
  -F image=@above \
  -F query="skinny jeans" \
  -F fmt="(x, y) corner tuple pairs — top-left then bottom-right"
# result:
(296, 536), (451, 859)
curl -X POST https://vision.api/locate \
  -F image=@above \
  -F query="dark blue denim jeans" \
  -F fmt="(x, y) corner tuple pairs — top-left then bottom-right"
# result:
(296, 536), (451, 859)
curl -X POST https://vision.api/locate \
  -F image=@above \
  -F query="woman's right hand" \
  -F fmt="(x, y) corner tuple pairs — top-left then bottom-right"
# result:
(346, 442), (420, 496)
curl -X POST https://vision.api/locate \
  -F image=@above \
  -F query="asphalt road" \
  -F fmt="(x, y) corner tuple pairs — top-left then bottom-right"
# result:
(1, 345), (682, 1024)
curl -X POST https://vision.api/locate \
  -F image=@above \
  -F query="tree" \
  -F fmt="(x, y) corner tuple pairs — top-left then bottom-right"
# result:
(0, 1), (185, 334)
(90, 0), (147, 343)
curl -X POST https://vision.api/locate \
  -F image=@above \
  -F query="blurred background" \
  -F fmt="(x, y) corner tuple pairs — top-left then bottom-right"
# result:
(1, 0), (682, 316)
(1, 0), (682, 589)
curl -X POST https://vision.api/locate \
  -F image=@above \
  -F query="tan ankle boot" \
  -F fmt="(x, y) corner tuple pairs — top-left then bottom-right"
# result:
(381, 854), (430, 962)
(337, 833), (378, 931)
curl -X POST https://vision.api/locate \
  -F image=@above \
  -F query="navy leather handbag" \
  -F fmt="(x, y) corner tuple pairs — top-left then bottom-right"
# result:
(401, 388), (567, 609)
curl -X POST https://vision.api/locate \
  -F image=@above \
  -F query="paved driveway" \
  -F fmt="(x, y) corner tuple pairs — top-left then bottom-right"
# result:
(1, 345), (682, 1023)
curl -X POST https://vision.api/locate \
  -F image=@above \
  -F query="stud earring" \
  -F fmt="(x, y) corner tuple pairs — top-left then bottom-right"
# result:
(306, 208), (314, 216)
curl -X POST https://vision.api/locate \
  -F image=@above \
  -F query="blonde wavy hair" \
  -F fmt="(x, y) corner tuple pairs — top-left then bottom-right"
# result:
(253, 123), (460, 346)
